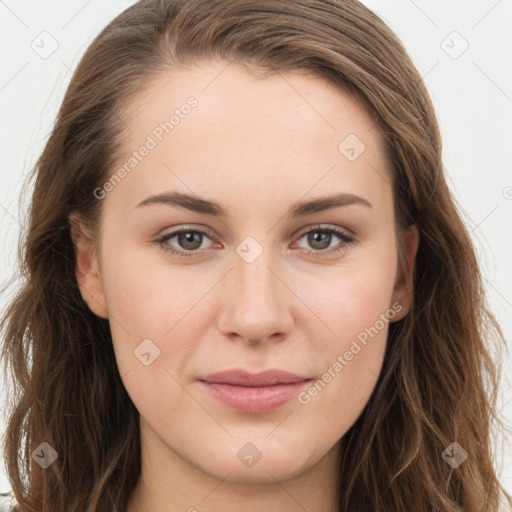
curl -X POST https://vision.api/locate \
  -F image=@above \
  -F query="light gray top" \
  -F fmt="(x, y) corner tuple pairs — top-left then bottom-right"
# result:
(0, 493), (17, 511)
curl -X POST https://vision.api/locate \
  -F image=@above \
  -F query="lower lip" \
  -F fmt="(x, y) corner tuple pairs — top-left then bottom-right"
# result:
(199, 380), (311, 413)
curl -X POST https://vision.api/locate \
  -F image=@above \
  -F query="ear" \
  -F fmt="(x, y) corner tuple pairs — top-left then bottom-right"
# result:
(390, 224), (420, 322)
(69, 213), (109, 319)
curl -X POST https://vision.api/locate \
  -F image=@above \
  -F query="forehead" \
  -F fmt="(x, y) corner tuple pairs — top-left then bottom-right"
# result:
(108, 60), (392, 219)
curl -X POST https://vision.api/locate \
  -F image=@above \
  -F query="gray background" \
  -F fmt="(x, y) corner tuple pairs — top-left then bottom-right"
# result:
(1, 0), (511, 497)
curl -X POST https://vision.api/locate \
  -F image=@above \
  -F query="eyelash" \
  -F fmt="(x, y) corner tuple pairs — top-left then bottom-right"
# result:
(155, 224), (355, 259)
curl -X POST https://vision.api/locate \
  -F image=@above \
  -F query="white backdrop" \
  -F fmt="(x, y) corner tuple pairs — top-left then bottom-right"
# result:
(1, 0), (511, 498)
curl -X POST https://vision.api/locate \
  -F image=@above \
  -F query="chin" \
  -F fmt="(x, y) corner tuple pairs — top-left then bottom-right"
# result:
(190, 441), (320, 484)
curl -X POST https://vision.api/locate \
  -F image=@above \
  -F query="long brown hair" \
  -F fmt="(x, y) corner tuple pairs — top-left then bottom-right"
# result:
(1, 1), (510, 510)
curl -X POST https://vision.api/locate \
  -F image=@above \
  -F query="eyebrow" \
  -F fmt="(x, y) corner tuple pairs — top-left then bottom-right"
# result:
(135, 191), (372, 218)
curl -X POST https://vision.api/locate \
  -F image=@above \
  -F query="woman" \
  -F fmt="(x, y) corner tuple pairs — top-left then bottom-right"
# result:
(1, 0), (510, 510)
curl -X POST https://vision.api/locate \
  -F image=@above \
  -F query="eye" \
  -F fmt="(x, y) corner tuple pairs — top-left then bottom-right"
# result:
(293, 225), (355, 258)
(155, 224), (355, 259)
(155, 226), (216, 258)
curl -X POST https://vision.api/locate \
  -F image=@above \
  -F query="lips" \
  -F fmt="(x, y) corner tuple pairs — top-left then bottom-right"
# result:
(198, 369), (312, 413)
(200, 369), (310, 387)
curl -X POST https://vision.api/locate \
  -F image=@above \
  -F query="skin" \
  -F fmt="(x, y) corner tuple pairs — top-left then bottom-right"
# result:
(71, 60), (419, 512)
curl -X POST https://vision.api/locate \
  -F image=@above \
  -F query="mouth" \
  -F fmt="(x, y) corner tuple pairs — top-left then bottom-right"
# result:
(198, 369), (313, 413)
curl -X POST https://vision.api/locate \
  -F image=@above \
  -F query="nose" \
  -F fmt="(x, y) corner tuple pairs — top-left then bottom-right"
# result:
(216, 249), (294, 345)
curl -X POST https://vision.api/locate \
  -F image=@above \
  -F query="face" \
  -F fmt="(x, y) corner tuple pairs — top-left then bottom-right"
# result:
(72, 60), (418, 486)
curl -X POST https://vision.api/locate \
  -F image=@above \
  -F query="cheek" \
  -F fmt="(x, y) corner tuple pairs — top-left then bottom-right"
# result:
(312, 243), (398, 351)
(299, 243), (397, 419)
(99, 240), (207, 382)
(298, 282), (392, 436)
(101, 238), (203, 331)
(102, 251), (202, 425)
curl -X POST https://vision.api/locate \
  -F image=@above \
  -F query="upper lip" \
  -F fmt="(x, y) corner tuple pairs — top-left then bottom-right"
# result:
(200, 369), (310, 387)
